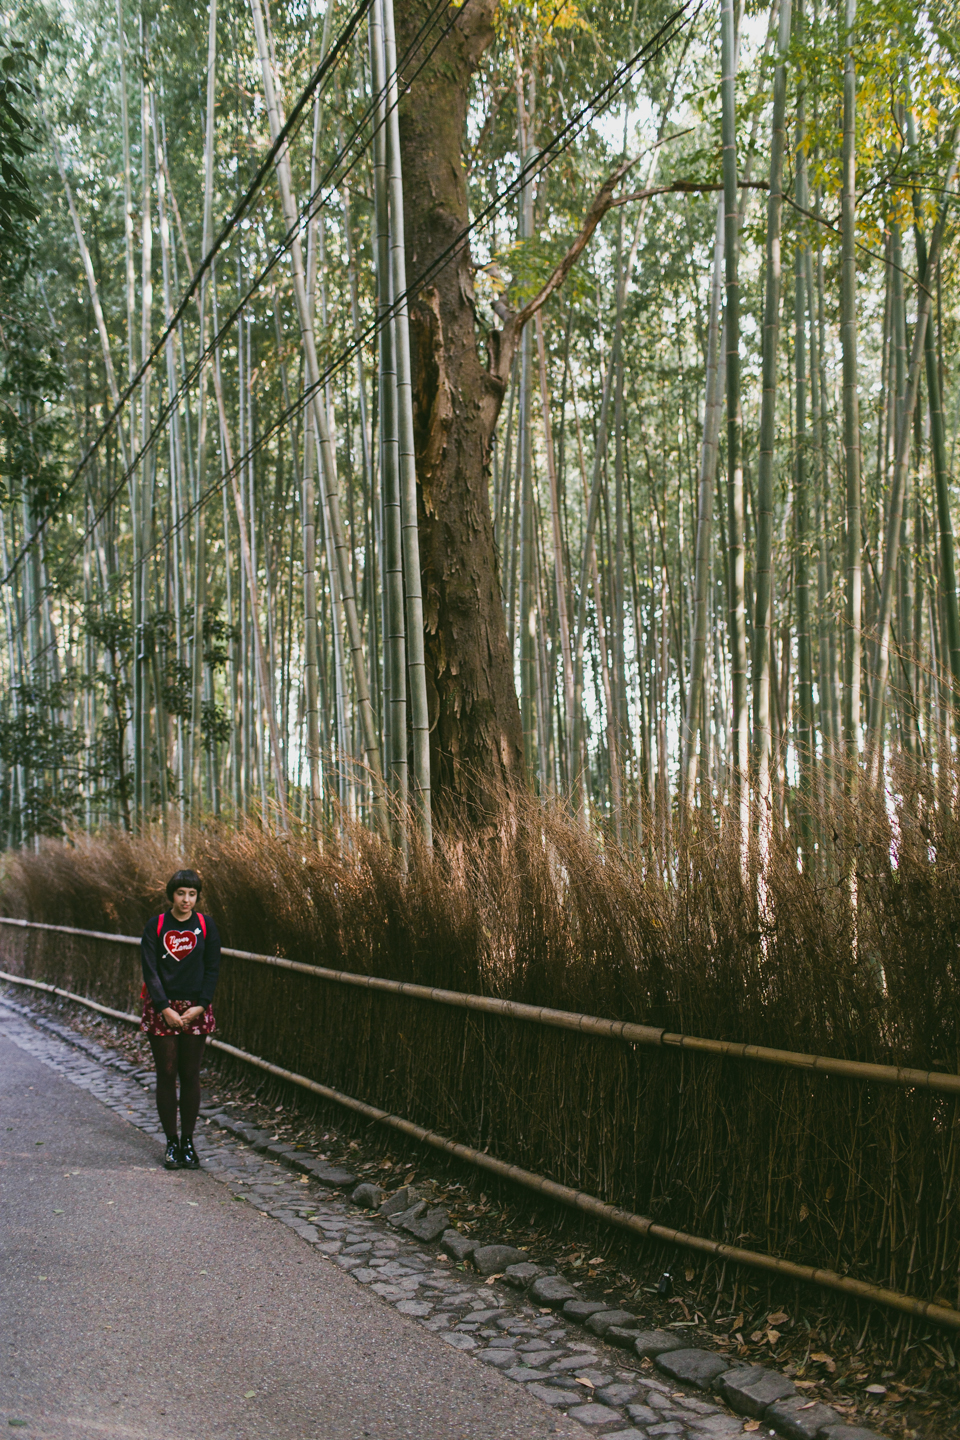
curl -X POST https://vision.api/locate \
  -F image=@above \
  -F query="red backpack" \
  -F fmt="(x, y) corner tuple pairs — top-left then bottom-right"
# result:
(140, 912), (207, 1004)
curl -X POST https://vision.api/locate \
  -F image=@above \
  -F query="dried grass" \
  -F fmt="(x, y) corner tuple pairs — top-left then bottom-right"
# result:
(2, 770), (959, 1331)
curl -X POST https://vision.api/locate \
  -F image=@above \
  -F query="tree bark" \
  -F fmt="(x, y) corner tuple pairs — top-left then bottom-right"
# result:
(396, 0), (524, 818)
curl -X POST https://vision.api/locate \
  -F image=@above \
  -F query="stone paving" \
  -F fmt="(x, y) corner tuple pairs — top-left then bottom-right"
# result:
(0, 988), (888, 1440)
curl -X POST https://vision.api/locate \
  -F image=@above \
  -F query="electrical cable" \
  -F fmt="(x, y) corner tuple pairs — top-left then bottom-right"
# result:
(12, 0), (695, 652)
(2, 0), (464, 587)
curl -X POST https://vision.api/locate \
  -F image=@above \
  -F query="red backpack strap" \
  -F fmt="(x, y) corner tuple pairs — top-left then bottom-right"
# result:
(197, 913), (206, 938)
(157, 913), (164, 937)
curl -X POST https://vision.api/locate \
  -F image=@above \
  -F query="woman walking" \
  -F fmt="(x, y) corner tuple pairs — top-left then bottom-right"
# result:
(140, 869), (222, 1170)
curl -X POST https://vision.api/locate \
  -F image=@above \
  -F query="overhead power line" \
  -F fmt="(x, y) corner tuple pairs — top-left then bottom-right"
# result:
(2, 0), (468, 588)
(13, 0), (696, 641)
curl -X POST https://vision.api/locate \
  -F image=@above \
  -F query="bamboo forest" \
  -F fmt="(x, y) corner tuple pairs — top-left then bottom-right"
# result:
(1, 0), (959, 860)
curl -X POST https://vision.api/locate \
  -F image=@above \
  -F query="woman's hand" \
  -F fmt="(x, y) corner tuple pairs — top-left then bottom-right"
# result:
(162, 1007), (185, 1031)
(180, 1005), (206, 1027)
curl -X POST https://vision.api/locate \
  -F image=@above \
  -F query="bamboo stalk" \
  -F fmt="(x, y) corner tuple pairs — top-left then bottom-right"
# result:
(752, 0), (792, 839)
(840, 0), (861, 782)
(866, 151), (958, 772)
(380, 0), (432, 845)
(720, 0), (747, 872)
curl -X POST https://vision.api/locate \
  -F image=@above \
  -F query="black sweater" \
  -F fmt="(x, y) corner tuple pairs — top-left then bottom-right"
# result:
(140, 911), (222, 1010)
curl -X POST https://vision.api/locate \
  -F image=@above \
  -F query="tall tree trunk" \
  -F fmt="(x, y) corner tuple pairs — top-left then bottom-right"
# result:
(395, 0), (524, 818)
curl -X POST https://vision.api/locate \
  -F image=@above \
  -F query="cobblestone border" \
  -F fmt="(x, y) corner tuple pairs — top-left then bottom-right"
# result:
(0, 988), (889, 1440)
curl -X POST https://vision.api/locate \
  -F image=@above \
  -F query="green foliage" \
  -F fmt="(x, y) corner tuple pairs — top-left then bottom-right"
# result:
(0, 312), (66, 509)
(0, 680), (84, 841)
(0, 36), (37, 264)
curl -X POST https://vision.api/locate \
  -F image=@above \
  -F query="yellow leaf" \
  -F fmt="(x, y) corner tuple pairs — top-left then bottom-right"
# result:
(766, 1329), (781, 1345)
(767, 1311), (788, 1325)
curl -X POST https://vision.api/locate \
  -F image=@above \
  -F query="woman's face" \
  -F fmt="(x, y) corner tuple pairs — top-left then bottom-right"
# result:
(171, 886), (198, 919)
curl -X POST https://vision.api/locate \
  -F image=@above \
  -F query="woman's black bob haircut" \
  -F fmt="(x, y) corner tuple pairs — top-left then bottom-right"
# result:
(166, 869), (203, 902)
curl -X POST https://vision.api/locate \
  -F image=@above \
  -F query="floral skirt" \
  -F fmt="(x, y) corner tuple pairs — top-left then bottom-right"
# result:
(140, 994), (216, 1038)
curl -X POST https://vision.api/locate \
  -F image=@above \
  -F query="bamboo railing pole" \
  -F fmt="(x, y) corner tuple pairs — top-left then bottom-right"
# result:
(2, 966), (959, 1333)
(2, 918), (960, 1095)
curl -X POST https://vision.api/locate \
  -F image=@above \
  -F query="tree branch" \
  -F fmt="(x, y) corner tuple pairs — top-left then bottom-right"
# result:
(486, 157), (637, 399)
(613, 178), (770, 205)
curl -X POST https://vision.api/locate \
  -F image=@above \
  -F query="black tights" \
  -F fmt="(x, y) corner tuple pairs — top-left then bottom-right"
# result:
(148, 1034), (207, 1140)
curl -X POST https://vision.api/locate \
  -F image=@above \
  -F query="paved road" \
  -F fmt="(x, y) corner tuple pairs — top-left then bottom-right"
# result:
(0, 1033), (587, 1440)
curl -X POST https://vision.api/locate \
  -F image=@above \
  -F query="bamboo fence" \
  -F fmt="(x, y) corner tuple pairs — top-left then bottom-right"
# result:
(2, 913), (960, 1333)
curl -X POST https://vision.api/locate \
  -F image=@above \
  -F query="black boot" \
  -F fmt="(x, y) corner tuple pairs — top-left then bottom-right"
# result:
(163, 1137), (180, 1169)
(180, 1136), (200, 1169)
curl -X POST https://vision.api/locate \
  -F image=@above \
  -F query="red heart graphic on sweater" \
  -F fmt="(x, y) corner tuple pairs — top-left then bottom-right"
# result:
(164, 929), (198, 961)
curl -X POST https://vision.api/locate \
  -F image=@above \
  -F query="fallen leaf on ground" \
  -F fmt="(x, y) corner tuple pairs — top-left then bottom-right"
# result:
(767, 1311), (788, 1325)
(811, 1352), (836, 1373)
(575, 1378), (595, 1389)
(484, 1274), (503, 1285)
(743, 1422), (760, 1432)
(244, 1391), (256, 1399)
